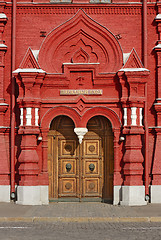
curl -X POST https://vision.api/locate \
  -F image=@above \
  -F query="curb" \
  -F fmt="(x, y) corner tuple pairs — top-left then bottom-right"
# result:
(0, 217), (161, 222)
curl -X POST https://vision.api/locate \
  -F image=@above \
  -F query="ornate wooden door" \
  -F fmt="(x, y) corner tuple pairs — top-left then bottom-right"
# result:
(48, 116), (114, 202)
(81, 137), (103, 199)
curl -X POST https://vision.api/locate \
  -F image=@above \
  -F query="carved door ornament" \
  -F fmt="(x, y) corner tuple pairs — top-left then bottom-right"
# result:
(89, 163), (95, 172)
(66, 163), (72, 172)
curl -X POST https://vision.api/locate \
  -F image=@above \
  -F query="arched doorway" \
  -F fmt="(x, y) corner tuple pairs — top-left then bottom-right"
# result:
(48, 115), (114, 202)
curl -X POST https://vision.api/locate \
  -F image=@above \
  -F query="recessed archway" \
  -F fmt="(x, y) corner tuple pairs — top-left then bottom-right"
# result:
(47, 115), (114, 202)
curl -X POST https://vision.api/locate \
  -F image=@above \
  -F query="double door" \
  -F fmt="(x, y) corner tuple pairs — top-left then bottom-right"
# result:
(48, 116), (114, 201)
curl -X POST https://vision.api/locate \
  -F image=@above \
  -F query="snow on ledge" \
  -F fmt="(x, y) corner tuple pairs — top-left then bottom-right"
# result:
(63, 63), (100, 65)
(0, 103), (8, 106)
(0, 44), (7, 48)
(0, 13), (7, 19)
(119, 68), (149, 72)
(155, 14), (161, 20)
(13, 68), (45, 74)
(154, 44), (161, 49)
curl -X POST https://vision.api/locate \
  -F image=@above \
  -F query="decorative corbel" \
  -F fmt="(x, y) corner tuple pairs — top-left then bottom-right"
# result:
(74, 128), (88, 144)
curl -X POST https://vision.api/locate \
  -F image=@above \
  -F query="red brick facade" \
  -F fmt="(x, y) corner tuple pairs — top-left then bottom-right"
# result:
(0, 0), (160, 205)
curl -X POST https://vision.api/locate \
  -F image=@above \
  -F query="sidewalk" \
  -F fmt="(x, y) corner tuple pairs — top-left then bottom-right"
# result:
(0, 202), (161, 222)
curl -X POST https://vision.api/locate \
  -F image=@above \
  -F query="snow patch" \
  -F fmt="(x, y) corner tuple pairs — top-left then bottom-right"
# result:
(155, 14), (161, 20)
(0, 44), (7, 48)
(0, 103), (8, 106)
(154, 44), (161, 49)
(13, 68), (45, 74)
(0, 13), (7, 19)
(119, 68), (149, 72)
(63, 62), (100, 65)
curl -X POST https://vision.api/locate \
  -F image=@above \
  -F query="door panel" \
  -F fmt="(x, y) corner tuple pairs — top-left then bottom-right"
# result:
(84, 179), (99, 195)
(84, 140), (99, 156)
(60, 140), (76, 157)
(48, 116), (114, 201)
(58, 138), (79, 198)
(59, 178), (77, 196)
(82, 139), (102, 198)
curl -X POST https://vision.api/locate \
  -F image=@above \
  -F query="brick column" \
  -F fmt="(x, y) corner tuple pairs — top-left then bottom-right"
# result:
(14, 69), (48, 205)
(118, 69), (149, 205)
(0, 11), (10, 202)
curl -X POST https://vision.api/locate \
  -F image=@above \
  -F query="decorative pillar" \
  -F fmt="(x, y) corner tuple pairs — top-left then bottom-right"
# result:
(14, 69), (48, 205)
(118, 69), (149, 206)
(151, 6), (161, 203)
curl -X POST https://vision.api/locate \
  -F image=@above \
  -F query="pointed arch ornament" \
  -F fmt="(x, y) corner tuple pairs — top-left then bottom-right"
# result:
(38, 9), (123, 74)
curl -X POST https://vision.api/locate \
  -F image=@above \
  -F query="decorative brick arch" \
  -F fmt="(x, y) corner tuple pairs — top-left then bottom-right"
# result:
(81, 107), (122, 129)
(40, 106), (81, 130)
(41, 106), (121, 130)
(40, 106), (122, 204)
(38, 9), (123, 74)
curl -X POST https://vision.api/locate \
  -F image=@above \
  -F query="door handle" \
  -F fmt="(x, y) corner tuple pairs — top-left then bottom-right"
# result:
(89, 163), (95, 172)
(66, 163), (72, 172)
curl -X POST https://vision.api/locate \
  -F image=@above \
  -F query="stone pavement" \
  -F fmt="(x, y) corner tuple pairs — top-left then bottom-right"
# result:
(1, 222), (161, 240)
(1, 202), (161, 222)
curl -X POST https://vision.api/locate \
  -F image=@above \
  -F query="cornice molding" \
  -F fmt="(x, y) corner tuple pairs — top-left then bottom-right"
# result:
(4, 3), (156, 15)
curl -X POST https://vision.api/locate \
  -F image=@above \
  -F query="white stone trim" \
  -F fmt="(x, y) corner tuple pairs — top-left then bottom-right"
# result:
(131, 107), (137, 126)
(139, 108), (143, 126)
(0, 185), (10, 202)
(35, 108), (39, 126)
(120, 186), (147, 206)
(74, 128), (88, 144)
(20, 108), (23, 126)
(123, 108), (127, 126)
(113, 186), (122, 205)
(26, 108), (32, 126)
(150, 185), (161, 203)
(16, 186), (49, 205)
(40, 186), (49, 205)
